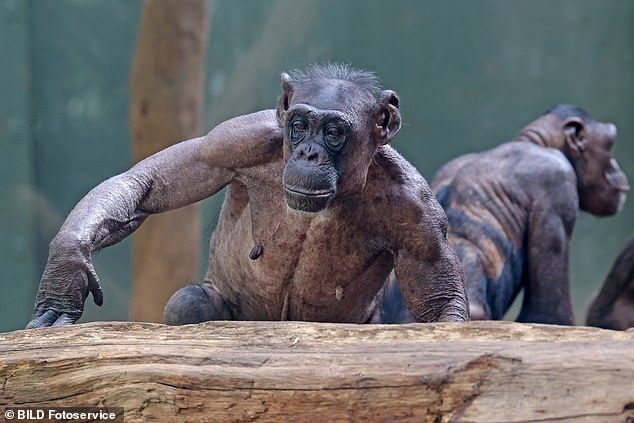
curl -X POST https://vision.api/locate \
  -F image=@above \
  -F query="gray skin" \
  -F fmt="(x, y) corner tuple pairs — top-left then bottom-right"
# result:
(27, 65), (468, 328)
(586, 234), (634, 330)
(375, 105), (629, 325)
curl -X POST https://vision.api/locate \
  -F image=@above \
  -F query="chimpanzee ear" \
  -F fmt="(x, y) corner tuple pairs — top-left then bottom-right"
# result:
(563, 117), (587, 157)
(374, 90), (401, 145)
(276, 72), (294, 127)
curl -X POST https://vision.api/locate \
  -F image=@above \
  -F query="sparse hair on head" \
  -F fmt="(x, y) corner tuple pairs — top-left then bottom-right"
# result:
(545, 104), (593, 123)
(287, 63), (382, 98)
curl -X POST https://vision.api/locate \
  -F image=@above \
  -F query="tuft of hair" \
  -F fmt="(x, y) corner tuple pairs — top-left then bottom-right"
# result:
(545, 104), (593, 123)
(288, 63), (382, 98)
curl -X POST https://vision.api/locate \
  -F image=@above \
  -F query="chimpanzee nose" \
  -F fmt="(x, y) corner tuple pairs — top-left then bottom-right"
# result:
(294, 143), (327, 164)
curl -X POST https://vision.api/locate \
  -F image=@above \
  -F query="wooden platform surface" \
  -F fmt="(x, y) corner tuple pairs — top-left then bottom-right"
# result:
(1, 321), (633, 422)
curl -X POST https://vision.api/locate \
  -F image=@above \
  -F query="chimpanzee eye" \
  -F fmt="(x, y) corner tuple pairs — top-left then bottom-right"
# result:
(324, 125), (345, 150)
(292, 121), (307, 132)
(289, 119), (308, 147)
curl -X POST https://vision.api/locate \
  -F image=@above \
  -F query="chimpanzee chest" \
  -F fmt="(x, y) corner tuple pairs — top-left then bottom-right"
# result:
(208, 199), (393, 322)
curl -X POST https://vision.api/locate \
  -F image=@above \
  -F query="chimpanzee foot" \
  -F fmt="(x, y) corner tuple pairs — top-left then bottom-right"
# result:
(164, 283), (232, 325)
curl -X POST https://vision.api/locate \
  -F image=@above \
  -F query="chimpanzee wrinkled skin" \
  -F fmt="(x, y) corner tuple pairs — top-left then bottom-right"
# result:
(586, 235), (634, 330)
(27, 64), (468, 328)
(375, 105), (629, 325)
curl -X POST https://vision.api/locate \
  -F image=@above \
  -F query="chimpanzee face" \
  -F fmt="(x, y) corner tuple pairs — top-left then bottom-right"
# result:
(275, 72), (400, 213)
(281, 103), (355, 212)
(568, 119), (629, 216)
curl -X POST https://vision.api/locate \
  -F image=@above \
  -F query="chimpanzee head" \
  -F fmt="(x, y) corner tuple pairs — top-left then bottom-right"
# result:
(547, 105), (629, 216)
(275, 64), (401, 213)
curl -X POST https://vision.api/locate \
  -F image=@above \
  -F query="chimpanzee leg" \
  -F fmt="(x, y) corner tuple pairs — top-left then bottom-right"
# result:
(164, 283), (232, 325)
(466, 274), (491, 320)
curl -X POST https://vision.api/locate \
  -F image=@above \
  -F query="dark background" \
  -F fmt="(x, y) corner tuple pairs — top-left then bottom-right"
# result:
(1, 0), (632, 331)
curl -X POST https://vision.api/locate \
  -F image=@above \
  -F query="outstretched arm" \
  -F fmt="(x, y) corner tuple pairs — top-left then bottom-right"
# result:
(392, 192), (469, 323)
(28, 110), (282, 328)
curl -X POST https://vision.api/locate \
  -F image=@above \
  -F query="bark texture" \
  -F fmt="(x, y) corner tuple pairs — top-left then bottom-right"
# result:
(1, 321), (633, 422)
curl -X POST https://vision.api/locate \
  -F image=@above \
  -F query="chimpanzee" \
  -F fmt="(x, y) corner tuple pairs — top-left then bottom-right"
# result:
(586, 235), (634, 330)
(374, 105), (629, 325)
(26, 64), (468, 328)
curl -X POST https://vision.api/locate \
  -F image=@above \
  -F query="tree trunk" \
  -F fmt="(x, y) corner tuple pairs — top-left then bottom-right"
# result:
(129, 0), (209, 322)
(1, 321), (633, 422)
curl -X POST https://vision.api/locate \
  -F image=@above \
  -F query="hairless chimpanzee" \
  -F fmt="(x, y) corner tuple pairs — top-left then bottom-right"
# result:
(374, 105), (629, 325)
(586, 234), (634, 330)
(26, 64), (468, 328)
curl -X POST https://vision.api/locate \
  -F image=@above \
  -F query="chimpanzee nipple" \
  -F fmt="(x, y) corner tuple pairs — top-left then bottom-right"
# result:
(249, 244), (263, 260)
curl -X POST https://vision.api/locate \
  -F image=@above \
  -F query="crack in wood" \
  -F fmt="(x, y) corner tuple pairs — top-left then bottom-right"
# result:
(433, 353), (522, 422)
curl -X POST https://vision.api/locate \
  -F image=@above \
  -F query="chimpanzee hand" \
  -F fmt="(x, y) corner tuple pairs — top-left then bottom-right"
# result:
(26, 240), (103, 328)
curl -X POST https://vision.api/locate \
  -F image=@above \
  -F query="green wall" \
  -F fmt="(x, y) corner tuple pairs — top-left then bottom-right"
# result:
(0, 0), (36, 331)
(0, 0), (141, 330)
(1, 0), (632, 331)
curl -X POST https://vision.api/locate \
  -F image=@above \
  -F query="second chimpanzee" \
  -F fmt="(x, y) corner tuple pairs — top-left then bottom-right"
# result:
(27, 64), (468, 328)
(375, 105), (629, 325)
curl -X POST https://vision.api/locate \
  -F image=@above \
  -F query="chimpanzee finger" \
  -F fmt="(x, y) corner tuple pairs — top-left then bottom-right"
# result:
(87, 265), (103, 306)
(52, 313), (77, 326)
(25, 309), (59, 329)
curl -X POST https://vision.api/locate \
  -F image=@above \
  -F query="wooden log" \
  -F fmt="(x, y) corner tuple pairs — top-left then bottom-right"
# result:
(0, 321), (633, 423)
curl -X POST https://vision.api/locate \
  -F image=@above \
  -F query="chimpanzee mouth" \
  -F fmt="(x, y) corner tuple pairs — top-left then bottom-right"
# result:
(283, 185), (335, 212)
(284, 185), (334, 197)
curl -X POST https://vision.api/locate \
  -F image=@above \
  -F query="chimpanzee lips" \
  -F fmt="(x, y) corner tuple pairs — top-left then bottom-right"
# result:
(283, 185), (335, 212)
(283, 185), (334, 197)
(606, 159), (629, 192)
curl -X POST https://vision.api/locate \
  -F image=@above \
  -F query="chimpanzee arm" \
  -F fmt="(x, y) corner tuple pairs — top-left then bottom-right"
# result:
(516, 205), (576, 325)
(27, 110), (281, 328)
(515, 167), (578, 325)
(392, 194), (469, 323)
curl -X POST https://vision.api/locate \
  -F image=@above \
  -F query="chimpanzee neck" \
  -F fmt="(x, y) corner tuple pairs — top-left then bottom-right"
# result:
(514, 114), (565, 150)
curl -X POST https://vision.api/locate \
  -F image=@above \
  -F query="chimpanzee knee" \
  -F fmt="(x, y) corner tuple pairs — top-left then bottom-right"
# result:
(468, 302), (491, 320)
(164, 284), (232, 325)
